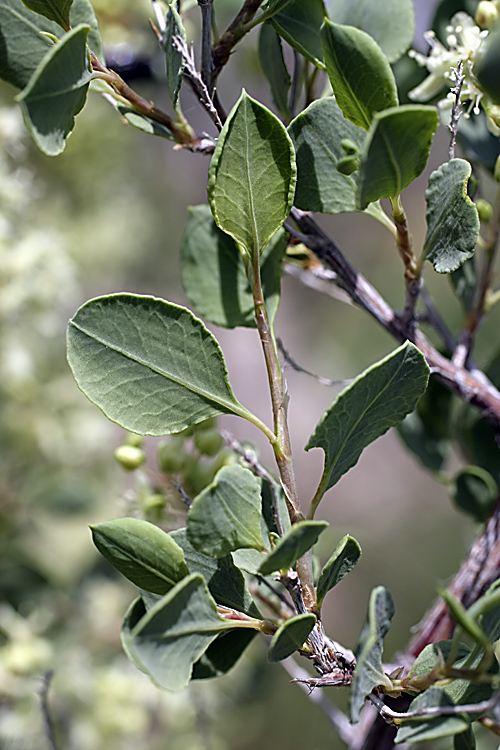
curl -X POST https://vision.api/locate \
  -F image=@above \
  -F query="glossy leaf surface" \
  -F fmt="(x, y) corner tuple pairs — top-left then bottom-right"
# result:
(307, 342), (429, 497)
(187, 465), (265, 558)
(16, 24), (92, 155)
(180, 205), (286, 328)
(329, 0), (415, 63)
(67, 294), (251, 435)
(208, 91), (296, 260)
(259, 521), (328, 576)
(424, 159), (479, 273)
(91, 518), (189, 594)
(271, 0), (326, 68)
(351, 586), (394, 722)
(316, 534), (361, 608)
(357, 105), (438, 209)
(268, 613), (316, 662)
(321, 20), (398, 131)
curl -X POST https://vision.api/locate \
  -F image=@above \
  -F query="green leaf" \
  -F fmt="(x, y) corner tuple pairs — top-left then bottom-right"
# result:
(192, 629), (256, 679)
(16, 24), (92, 155)
(424, 159), (479, 274)
(115, 104), (174, 140)
(91, 518), (189, 595)
(258, 521), (328, 576)
(231, 548), (267, 575)
(320, 20), (398, 131)
(440, 589), (491, 650)
(121, 574), (236, 692)
(22, 0), (72, 29)
(268, 613), (316, 662)
(180, 205), (286, 329)
(271, 0), (326, 68)
(0, 0), (102, 90)
(450, 465), (498, 523)
(67, 294), (253, 436)
(357, 105), (439, 209)
(454, 726), (476, 750)
(351, 586), (394, 722)
(170, 528), (260, 617)
(450, 258), (476, 313)
(207, 90), (296, 260)
(316, 534), (361, 608)
(161, 2), (186, 106)
(258, 23), (291, 122)
(329, 0), (415, 64)
(187, 465), (264, 558)
(395, 687), (470, 744)
(307, 342), (429, 500)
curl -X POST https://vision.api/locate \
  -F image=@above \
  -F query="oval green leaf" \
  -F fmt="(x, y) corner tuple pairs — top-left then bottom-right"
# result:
(192, 629), (256, 679)
(424, 159), (479, 274)
(187, 465), (265, 558)
(268, 613), (316, 662)
(161, 1), (186, 106)
(271, 0), (326, 68)
(67, 294), (253, 435)
(357, 105), (438, 209)
(207, 90), (296, 260)
(22, 0), (72, 29)
(258, 520), (328, 576)
(258, 23), (291, 122)
(16, 24), (92, 155)
(320, 20), (398, 131)
(90, 517), (189, 594)
(395, 687), (470, 744)
(307, 342), (429, 501)
(316, 534), (361, 608)
(180, 204), (286, 329)
(329, 0), (415, 64)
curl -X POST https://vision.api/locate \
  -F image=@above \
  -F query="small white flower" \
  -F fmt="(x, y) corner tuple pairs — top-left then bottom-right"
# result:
(408, 13), (499, 135)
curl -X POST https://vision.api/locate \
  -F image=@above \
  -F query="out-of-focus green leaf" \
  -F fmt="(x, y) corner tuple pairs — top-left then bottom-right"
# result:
(91, 518), (189, 594)
(208, 90), (296, 261)
(450, 466), (498, 523)
(161, 2), (185, 106)
(67, 294), (253, 435)
(321, 20), (398, 131)
(329, 0), (415, 63)
(258, 521), (328, 576)
(16, 24), (92, 155)
(454, 726), (476, 750)
(424, 159), (479, 274)
(271, 0), (326, 68)
(21, 0), (72, 29)
(307, 343), (429, 501)
(357, 105), (438, 209)
(180, 205), (286, 328)
(316, 535), (361, 608)
(258, 23), (291, 122)
(450, 258), (476, 313)
(187, 465), (265, 558)
(268, 613), (316, 662)
(351, 586), (394, 722)
(121, 574), (238, 692)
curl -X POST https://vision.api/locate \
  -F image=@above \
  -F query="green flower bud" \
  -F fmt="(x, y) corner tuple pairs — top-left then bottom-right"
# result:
(475, 0), (499, 27)
(336, 155), (360, 176)
(157, 440), (186, 474)
(113, 445), (145, 471)
(194, 428), (224, 456)
(476, 198), (493, 223)
(124, 432), (143, 448)
(340, 138), (359, 156)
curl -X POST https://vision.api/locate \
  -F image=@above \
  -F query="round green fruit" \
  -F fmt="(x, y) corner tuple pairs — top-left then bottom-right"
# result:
(113, 445), (146, 471)
(194, 428), (224, 456)
(157, 440), (185, 474)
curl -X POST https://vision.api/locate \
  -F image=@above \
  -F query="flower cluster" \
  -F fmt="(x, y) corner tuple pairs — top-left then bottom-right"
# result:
(408, 11), (500, 136)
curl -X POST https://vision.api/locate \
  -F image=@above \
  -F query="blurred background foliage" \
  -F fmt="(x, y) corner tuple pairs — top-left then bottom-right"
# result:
(1, 0), (500, 748)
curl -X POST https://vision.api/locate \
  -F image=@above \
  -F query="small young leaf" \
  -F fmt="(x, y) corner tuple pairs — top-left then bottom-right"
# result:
(207, 90), (296, 260)
(357, 105), (438, 209)
(115, 104), (174, 140)
(91, 518), (189, 594)
(424, 159), (479, 274)
(440, 589), (491, 650)
(121, 574), (237, 692)
(450, 465), (498, 523)
(258, 23), (291, 122)
(258, 521), (328, 576)
(320, 20), (398, 131)
(171, 527), (260, 617)
(316, 535), (361, 608)
(192, 629), (256, 679)
(395, 687), (470, 744)
(271, 0), (326, 68)
(161, 2), (186, 106)
(22, 0), (73, 30)
(187, 465), (265, 558)
(307, 342), (429, 500)
(67, 294), (253, 435)
(180, 205), (286, 329)
(268, 613), (316, 662)
(16, 24), (92, 155)
(329, 0), (415, 64)
(351, 586), (394, 722)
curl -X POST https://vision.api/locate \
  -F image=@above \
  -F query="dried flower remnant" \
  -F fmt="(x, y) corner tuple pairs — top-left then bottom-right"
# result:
(408, 12), (500, 136)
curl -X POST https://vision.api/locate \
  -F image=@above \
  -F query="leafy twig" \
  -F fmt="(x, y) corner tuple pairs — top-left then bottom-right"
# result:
(370, 690), (500, 724)
(171, 35), (222, 132)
